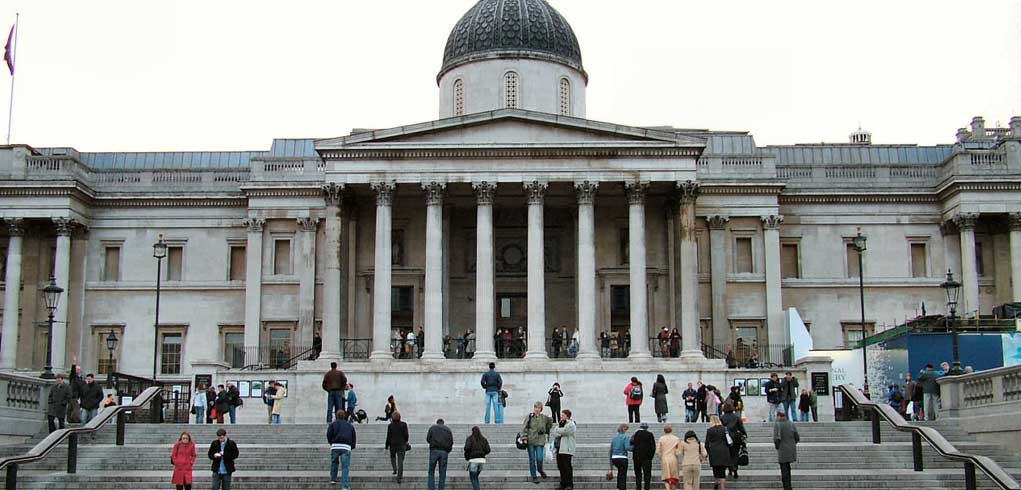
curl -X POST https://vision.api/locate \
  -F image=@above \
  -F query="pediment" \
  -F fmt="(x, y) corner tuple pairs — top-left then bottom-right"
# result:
(315, 109), (705, 151)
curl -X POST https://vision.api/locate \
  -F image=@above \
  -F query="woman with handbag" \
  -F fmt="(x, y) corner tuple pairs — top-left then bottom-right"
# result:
(385, 410), (410, 484)
(170, 431), (197, 490)
(678, 430), (708, 490)
(705, 415), (732, 490)
(720, 401), (746, 479)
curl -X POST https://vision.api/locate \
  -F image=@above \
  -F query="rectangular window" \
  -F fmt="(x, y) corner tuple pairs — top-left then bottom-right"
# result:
(223, 331), (244, 368)
(910, 243), (927, 278)
(95, 328), (123, 375)
(846, 243), (861, 278)
(780, 243), (800, 279)
(841, 322), (875, 349)
(391, 286), (414, 328)
(102, 246), (121, 282)
(610, 285), (630, 327)
(268, 328), (291, 369)
(273, 239), (291, 275)
(735, 237), (753, 273)
(166, 246), (183, 281)
(160, 332), (183, 375)
(619, 228), (629, 265)
(975, 242), (984, 277)
(731, 321), (762, 366)
(229, 245), (246, 281)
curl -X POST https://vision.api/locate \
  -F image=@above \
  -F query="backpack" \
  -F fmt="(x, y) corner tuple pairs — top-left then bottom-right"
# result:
(629, 384), (643, 400)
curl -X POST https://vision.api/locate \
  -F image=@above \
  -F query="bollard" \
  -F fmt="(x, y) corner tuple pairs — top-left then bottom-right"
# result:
(871, 408), (882, 444)
(66, 433), (77, 474)
(965, 461), (977, 490)
(6, 464), (17, 490)
(912, 432), (923, 471)
(116, 412), (125, 446)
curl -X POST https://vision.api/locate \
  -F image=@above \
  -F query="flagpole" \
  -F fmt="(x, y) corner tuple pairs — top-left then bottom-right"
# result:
(6, 13), (18, 145)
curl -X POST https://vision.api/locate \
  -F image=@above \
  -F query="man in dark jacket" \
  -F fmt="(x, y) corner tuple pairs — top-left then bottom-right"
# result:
(630, 422), (656, 490)
(918, 364), (941, 420)
(781, 372), (800, 422)
(327, 410), (357, 487)
(426, 418), (454, 490)
(774, 411), (800, 490)
(695, 382), (708, 422)
(682, 383), (697, 422)
(208, 428), (239, 490)
(480, 362), (503, 424)
(78, 374), (104, 425)
(323, 362), (348, 423)
(226, 382), (242, 424)
(764, 373), (782, 421)
(47, 374), (73, 433)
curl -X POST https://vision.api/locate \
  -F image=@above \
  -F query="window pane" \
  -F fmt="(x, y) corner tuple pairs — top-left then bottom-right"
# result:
(619, 228), (629, 265)
(846, 244), (861, 278)
(224, 332), (244, 368)
(160, 333), (182, 375)
(269, 329), (291, 369)
(167, 247), (183, 281)
(910, 243), (927, 278)
(780, 244), (799, 278)
(229, 246), (246, 281)
(103, 247), (120, 282)
(274, 240), (291, 275)
(735, 238), (753, 273)
(611, 285), (630, 326)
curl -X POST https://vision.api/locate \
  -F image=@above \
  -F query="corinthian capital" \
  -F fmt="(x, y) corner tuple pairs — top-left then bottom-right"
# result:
(321, 183), (344, 207)
(5, 218), (25, 237)
(473, 181), (496, 205)
(297, 217), (320, 232)
(1008, 213), (1021, 232)
(524, 181), (547, 205)
(52, 217), (77, 236)
(422, 182), (446, 206)
(706, 215), (729, 230)
(676, 180), (700, 204)
(625, 182), (649, 205)
(243, 218), (266, 233)
(575, 181), (598, 205)
(372, 181), (396, 207)
(761, 215), (784, 230)
(953, 213), (979, 230)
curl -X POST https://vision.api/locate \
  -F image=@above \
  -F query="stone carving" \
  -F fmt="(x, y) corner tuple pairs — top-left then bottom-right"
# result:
(524, 181), (547, 205)
(321, 183), (344, 207)
(473, 181), (496, 205)
(5, 218), (25, 236)
(52, 217), (76, 236)
(392, 230), (405, 266)
(624, 182), (648, 205)
(706, 215), (729, 230)
(761, 215), (784, 230)
(372, 181), (396, 207)
(575, 181), (598, 205)
(1008, 213), (1021, 232)
(676, 180), (700, 204)
(468, 235), (560, 273)
(297, 217), (320, 233)
(422, 182), (446, 206)
(243, 218), (266, 233)
(953, 213), (979, 230)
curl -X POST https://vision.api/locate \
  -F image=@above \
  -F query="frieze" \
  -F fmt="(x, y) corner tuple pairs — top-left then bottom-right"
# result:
(94, 197), (247, 208)
(319, 148), (701, 160)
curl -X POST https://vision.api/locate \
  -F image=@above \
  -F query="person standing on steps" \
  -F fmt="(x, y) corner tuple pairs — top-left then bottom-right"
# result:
(226, 382), (241, 424)
(213, 385), (229, 424)
(208, 428), (238, 490)
(695, 382), (708, 423)
(773, 410), (800, 490)
(171, 431), (197, 490)
(547, 383), (564, 423)
(344, 384), (358, 422)
(385, 410), (410, 484)
(464, 426), (491, 490)
(377, 395), (397, 422)
(624, 377), (644, 423)
(678, 429), (707, 490)
(261, 382), (276, 424)
(918, 364), (941, 421)
(631, 422), (656, 490)
(705, 415), (732, 490)
(551, 409), (577, 490)
(652, 374), (669, 423)
(764, 373), (782, 422)
(481, 362), (504, 424)
(46, 374), (72, 433)
(798, 388), (812, 422)
(720, 401), (746, 480)
(327, 409), (357, 488)
(656, 424), (682, 490)
(780, 372), (799, 423)
(682, 383), (697, 423)
(323, 362), (348, 423)
(705, 385), (720, 419)
(609, 424), (632, 490)
(192, 385), (207, 425)
(427, 418), (454, 490)
(270, 381), (286, 424)
(522, 401), (554, 484)
(79, 373), (104, 426)
(726, 386), (743, 420)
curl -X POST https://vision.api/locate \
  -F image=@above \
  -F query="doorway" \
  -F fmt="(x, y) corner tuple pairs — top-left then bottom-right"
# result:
(495, 293), (526, 357)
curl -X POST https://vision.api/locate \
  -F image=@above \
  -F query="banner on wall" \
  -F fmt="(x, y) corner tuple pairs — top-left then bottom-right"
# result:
(1004, 333), (1021, 367)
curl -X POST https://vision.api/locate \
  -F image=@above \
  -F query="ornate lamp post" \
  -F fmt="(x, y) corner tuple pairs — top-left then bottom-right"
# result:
(105, 329), (118, 389)
(940, 270), (964, 375)
(40, 276), (64, 379)
(152, 234), (168, 380)
(851, 228), (869, 398)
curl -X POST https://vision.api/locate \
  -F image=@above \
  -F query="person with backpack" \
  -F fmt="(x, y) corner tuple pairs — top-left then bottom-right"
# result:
(652, 374), (669, 423)
(630, 422), (656, 490)
(327, 409), (357, 488)
(481, 362), (504, 424)
(464, 426), (491, 490)
(624, 377), (644, 423)
(521, 401), (553, 484)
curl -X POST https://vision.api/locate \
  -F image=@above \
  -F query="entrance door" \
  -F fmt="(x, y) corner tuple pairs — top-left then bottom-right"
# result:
(495, 293), (526, 357)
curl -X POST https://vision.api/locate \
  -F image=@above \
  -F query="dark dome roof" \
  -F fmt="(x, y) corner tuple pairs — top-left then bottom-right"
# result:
(439, 0), (584, 80)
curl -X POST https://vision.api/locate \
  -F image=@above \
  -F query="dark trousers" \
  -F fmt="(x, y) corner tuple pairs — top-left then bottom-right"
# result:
(47, 415), (65, 433)
(810, 405), (818, 422)
(175, 485), (192, 490)
(549, 403), (561, 423)
(556, 453), (573, 489)
(628, 405), (641, 423)
(697, 404), (708, 422)
(780, 462), (792, 490)
(612, 458), (628, 490)
(633, 457), (652, 490)
(211, 472), (232, 490)
(390, 448), (406, 480)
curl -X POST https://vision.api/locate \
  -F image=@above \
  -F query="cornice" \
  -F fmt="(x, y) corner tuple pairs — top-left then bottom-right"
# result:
(0, 184), (95, 203)
(779, 193), (939, 204)
(700, 184), (784, 196)
(937, 180), (1021, 200)
(93, 197), (247, 208)
(242, 187), (324, 198)
(320, 147), (701, 160)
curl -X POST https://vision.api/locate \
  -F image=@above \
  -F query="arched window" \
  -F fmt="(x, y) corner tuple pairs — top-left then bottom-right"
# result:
(559, 78), (571, 116)
(504, 71), (519, 109)
(453, 79), (465, 116)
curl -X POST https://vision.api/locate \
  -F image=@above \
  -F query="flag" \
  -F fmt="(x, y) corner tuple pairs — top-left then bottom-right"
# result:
(3, 24), (13, 75)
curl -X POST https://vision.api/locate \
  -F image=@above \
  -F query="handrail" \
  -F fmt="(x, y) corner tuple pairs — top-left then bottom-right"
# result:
(241, 345), (317, 371)
(837, 384), (1020, 490)
(0, 386), (161, 472)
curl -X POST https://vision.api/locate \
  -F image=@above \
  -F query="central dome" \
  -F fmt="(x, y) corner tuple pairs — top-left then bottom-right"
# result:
(439, 0), (584, 80)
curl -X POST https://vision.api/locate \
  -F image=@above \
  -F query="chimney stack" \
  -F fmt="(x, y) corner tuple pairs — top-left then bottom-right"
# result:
(970, 116), (986, 138)
(1010, 116), (1021, 138)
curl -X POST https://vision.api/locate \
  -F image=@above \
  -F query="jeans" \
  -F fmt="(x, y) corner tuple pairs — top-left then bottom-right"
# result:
(556, 453), (573, 489)
(685, 407), (696, 423)
(428, 449), (449, 490)
(390, 449), (406, 480)
(47, 416), (65, 433)
(330, 448), (351, 487)
(780, 461), (792, 490)
(327, 390), (345, 423)
(81, 408), (98, 425)
(783, 400), (796, 422)
(271, 414), (281, 424)
(194, 407), (205, 424)
(811, 405), (818, 422)
(768, 402), (782, 421)
(628, 405), (641, 423)
(228, 406), (237, 424)
(799, 410), (809, 422)
(468, 462), (484, 490)
(924, 393), (939, 421)
(612, 458), (628, 490)
(526, 444), (545, 479)
(484, 391), (503, 424)
(633, 457), (652, 490)
(211, 472), (232, 490)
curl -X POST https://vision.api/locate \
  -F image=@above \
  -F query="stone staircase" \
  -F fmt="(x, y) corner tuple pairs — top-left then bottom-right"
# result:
(3, 420), (1019, 489)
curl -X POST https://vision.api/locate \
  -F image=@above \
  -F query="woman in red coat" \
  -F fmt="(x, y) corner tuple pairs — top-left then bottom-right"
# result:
(171, 431), (197, 490)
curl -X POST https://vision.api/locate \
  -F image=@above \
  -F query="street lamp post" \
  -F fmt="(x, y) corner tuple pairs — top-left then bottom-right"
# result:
(40, 276), (64, 380)
(851, 228), (869, 398)
(940, 270), (964, 376)
(105, 329), (118, 389)
(152, 234), (168, 380)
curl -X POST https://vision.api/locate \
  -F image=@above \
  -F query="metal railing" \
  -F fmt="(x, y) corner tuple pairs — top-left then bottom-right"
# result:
(837, 384), (1020, 490)
(0, 386), (161, 489)
(702, 343), (794, 367)
(236, 344), (315, 370)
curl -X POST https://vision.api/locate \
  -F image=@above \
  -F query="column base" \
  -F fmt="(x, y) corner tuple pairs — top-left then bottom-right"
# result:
(575, 351), (601, 360)
(679, 349), (707, 361)
(369, 351), (394, 361)
(420, 351), (446, 361)
(628, 351), (653, 360)
(472, 351), (497, 361)
(317, 351), (342, 361)
(524, 351), (548, 360)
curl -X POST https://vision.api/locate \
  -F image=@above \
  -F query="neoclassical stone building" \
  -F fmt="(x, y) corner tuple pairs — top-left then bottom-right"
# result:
(1, 0), (1019, 394)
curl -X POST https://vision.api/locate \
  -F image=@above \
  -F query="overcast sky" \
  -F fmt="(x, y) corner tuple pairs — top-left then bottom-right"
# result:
(1, 0), (1019, 152)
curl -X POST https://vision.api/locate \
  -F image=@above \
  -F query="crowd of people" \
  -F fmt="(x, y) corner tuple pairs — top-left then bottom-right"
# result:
(884, 361), (959, 421)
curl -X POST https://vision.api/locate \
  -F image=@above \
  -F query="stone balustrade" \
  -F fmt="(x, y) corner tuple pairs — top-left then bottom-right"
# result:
(696, 154), (774, 177)
(250, 158), (325, 181)
(0, 372), (51, 439)
(938, 364), (1021, 451)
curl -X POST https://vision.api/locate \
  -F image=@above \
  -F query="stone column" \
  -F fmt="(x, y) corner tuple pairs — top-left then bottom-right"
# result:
(51, 218), (74, 372)
(1010, 213), (1021, 303)
(370, 182), (396, 360)
(0, 219), (25, 371)
(762, 215), (786, 346)
(422, 182), (446, 360)
(320, 184), (344, 358)
(676, 181), (704, 359)
(473, 182), (497, 360)
(707, 216), (730, 348)
(243, 218), (266, 354)
(626, 183), (651, 359)
(525, 181), (548, 359)
(955, 213), (980, 316)
(296, 217), (319, 348)
(575, 182), (600, 359)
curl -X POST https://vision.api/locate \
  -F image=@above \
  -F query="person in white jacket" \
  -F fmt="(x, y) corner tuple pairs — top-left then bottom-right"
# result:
(192, 385), (207, 424)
